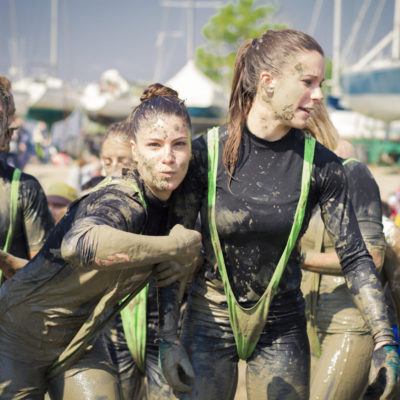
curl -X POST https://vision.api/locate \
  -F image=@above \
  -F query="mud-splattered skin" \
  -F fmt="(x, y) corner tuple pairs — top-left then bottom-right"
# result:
(0, 159), (54, 258)
(0, 170), (184, 398)
(301, 159), (387, 399)
(166, 125), (394, 399)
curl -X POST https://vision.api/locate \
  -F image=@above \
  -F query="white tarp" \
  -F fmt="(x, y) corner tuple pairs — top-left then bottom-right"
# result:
(166, 60), (228, 111)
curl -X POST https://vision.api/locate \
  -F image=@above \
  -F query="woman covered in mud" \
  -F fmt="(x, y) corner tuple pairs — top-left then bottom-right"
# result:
(301, 102), (387, 399)
(158, 29), (400, 399)
(100, 120), (180, 400)
(0, 83), (201, 400)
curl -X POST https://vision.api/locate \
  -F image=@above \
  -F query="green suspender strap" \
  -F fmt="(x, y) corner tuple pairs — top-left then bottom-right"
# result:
(0, 168), (21, 282)
(207, 127), (316, 360)
(120, 283), (149, 373)
(342, 158), (359, 165)
(47, 177), (149, 378)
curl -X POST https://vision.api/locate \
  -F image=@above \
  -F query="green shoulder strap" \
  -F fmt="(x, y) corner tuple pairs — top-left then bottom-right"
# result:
(46, 177), (149, 378)
(207, 127), (315, 360)
(0, 168), (21, 282)
(91, 176), (150, 373)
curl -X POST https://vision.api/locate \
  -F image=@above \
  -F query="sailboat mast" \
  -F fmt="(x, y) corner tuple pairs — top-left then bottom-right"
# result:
(393, 0), (400, 59)
(50, 0), (58, 76)
(332, 0), (341, 96)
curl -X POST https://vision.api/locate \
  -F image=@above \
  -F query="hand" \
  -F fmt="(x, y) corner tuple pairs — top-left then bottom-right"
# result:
(364, 345), (400, 399)
(159, 339), (195, 393)
(169, 224), (202, 266)
(154, 259), (196, 287)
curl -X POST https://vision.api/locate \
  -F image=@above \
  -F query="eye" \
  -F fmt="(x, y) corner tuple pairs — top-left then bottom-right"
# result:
(303, 79), (312, 86)
(174, 141), (187, 147)
(147, 142), (161, 148)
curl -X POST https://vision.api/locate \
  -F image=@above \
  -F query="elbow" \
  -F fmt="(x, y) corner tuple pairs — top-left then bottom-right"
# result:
(61, 235), (80, 264)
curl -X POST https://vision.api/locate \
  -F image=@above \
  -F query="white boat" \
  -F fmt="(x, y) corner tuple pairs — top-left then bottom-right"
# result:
(80, 69), (140, 119)
(340, 0), (400, 123)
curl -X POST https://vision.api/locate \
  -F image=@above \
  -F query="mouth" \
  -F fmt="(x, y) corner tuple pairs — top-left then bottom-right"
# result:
(298, 107), (313, 116)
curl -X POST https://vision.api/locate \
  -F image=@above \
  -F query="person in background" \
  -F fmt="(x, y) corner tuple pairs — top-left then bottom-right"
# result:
(300, 102), (387, 399)
(47, 183), (78, 224)
(0, 75), (53, 278)
(101, 121), (135, 177)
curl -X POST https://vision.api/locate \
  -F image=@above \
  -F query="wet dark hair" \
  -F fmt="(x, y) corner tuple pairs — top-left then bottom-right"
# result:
(103, 120), (131, 144)
(0, 75), (13, 133)
(128, 83), (191, 140)
(226, 29), (324, 176)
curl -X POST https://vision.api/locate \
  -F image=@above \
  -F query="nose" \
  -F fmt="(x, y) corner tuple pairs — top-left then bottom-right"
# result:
(162, 145), (175, 164)
(311, 86), (323, 102)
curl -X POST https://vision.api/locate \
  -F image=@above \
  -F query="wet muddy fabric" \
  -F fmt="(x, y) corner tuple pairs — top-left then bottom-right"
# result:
(179, 276), (310, 400)
(0, 159), (53, 259)
(207, 127), (315, 359)
(170, 125), (394, 398)
(0, 170), (169, 398)
(105, 283), (175, 400)
(310, 332), (373, 400)
(301, 159), (386, 399)
(302, 159), (386, 335)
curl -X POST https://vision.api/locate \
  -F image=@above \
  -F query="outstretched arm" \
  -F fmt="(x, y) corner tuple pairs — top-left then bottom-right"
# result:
(61, 222), (201, 271)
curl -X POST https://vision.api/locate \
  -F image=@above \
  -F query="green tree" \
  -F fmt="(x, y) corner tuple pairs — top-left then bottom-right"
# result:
(196, 0), (285, 90)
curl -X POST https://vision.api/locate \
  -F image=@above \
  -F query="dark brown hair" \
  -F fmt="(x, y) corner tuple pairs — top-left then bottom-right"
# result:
(226, 29), (324, 175)
(103, 120), (131, 144)
(128, 83), (191, 140)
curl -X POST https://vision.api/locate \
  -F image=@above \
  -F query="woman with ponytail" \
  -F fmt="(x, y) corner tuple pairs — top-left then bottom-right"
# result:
(159, 29), (400, 399)
(0, 83), (201, 400)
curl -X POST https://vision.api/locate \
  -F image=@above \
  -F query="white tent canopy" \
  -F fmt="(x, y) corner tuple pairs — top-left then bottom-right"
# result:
(166, 60), (228, 111)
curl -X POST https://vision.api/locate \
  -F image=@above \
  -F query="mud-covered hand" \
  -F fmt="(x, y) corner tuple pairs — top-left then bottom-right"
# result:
(169, 224), (202, 266)
(159, 339), (195, 392)
(364, 345), (400, 399)
(153, 259), (195, 287)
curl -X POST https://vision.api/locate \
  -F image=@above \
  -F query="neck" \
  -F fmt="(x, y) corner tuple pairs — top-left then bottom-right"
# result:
(246, 96), (290, 142)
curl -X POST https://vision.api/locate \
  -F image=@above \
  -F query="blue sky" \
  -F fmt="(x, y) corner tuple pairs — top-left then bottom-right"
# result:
(0, 0), (396, 85)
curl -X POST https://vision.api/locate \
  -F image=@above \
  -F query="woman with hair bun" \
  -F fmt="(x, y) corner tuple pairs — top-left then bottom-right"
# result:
(0, 83), (201, 400)
(159, 29), (400, 399)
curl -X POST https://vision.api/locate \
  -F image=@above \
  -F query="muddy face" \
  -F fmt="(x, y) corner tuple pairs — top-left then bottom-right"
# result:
(131, 115), (191, 201)
(264, 51), (325, 130)
(101, 137), (134, 177)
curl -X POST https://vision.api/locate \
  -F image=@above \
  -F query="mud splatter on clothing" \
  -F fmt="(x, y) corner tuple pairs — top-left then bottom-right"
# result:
(0, 160), (53, 257)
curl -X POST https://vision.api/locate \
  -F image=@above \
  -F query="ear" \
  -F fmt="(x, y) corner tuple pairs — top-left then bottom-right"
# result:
(260, 71), (274, 86)
(130, 139), (137, 162)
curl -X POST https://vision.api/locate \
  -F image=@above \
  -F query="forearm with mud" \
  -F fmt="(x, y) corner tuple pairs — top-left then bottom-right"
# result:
(345, 261), (396, 345)
(158, 282), (181, 342)
(61, 224), (186, 270)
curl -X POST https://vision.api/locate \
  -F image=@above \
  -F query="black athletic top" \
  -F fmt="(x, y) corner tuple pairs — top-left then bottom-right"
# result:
(172, 125), (394, 342)
(0, 160), (54, 258)
(0, 169), (169, 361)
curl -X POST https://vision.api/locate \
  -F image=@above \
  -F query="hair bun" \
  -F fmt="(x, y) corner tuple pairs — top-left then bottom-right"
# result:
(140, 83), (179, 103)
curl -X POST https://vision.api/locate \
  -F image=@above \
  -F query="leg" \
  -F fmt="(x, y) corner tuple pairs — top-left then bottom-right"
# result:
(178, 284), (239, 400)
(104, 314), (145, 400)
(246, 318), (310, 400)
(48, 334), (121, 400)
(310, 332), (373, 400)
(0, 354), (48, 400)
(146, 348), (177, 400)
